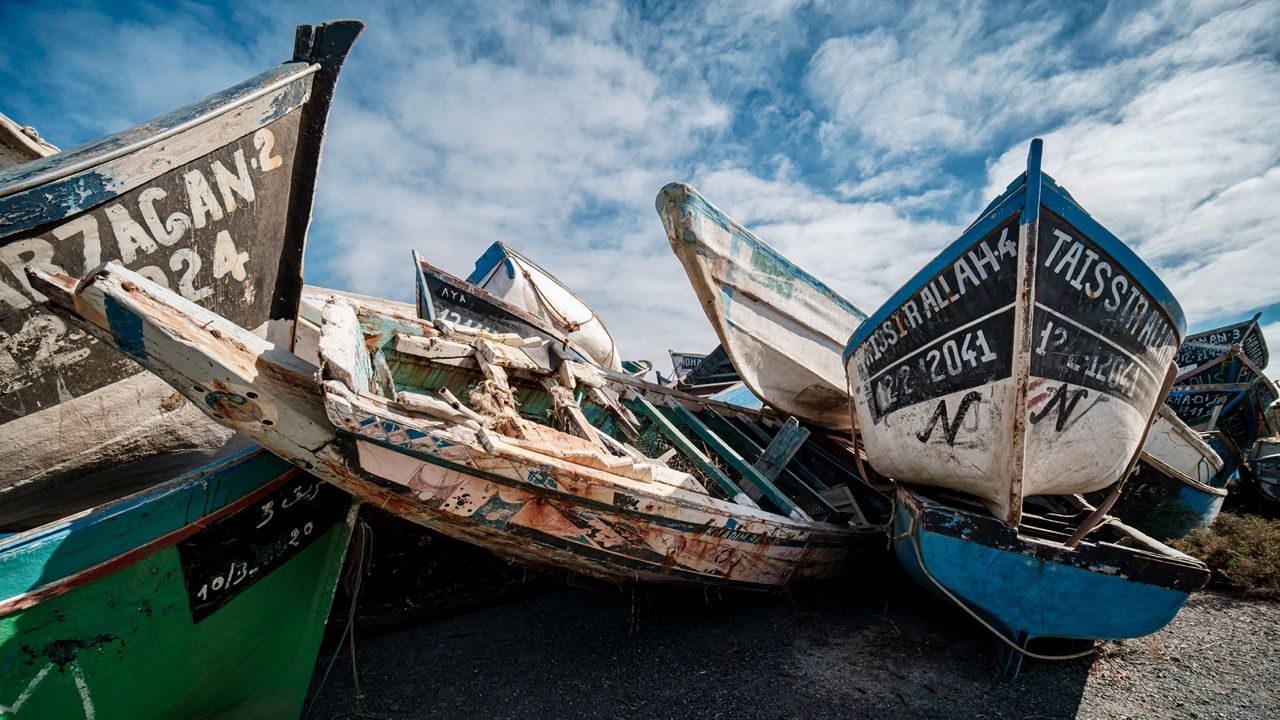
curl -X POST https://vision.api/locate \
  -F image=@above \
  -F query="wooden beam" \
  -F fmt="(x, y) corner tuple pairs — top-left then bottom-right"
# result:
(622, 394), (758, 508)
(730, 414), (831, 491)
(701, 411), (837, 519)
(664, 401), (809, 522)
(753, 417), (809, 481)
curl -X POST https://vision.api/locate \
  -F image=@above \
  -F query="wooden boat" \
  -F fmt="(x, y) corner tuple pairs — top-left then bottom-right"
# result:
(845, 140), (1185, 526)
(412, 249), (585, 357)
(892, 483), (1209, 675)
(0, 21), (362, 506)
(1165, 372), (1279, 464)
(657, 183), (868, 430)
(1250, 436), (1280, 504)
(463, 241), (623, 370)
(0, 446), (357, 719)
(34, 262), (884, 589)
(668, 350), (707, 385)
(1174, 313), (1268, 377)
(0, 112), (58, 170)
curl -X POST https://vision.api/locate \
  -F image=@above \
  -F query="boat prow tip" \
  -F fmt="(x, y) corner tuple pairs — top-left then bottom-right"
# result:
(655, 182), (695, 210)
(22, 265), (80, 309)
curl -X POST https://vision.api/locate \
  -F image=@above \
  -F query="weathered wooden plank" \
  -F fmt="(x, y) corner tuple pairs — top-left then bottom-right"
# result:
(732, 414), (832, 490)
(701, 411), (837, 519)
(753, 417), (809, 481)
(664, 401), (809, 522)
(622, 394), (756, 508)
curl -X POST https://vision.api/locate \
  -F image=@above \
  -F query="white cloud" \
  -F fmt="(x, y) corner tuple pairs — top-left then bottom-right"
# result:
(983, 60), (1280, 325)
(7, 0), (1278, 374)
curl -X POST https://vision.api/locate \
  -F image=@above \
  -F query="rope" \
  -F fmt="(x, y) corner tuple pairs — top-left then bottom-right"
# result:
(519, 264), (598, 333)
(306, 520), (380, 719)
(896, 507), (1099, 663)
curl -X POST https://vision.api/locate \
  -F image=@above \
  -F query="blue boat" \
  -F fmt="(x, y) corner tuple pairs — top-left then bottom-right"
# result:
(1166, 376), (1278, 467)
(1250, 436), (1280, 505)
(1099, 459), (1230, 540)
(1174, 313), (1268, 379)
(892, 484), (1209, 676)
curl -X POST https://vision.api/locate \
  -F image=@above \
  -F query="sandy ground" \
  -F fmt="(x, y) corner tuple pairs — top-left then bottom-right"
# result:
(305, 556), (1280, 719)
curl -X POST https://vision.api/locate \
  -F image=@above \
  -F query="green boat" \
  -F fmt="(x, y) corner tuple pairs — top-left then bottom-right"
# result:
(0, 446), (357, 719)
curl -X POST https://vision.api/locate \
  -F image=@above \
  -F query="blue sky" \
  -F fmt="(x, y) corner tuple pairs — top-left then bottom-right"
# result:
(2, 0), (1278, 373)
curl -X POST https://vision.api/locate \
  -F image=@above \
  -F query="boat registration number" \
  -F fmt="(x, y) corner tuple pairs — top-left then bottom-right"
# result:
(177, 476), (349, 622)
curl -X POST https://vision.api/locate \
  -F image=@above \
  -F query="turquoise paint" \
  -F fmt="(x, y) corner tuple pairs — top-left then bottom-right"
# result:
(658, 183), (868, 320)
(708, 383), (764, 410)
(892, 502), (1194, 643)
(0, 448), (292, 599)
(103, 294), (147, 362)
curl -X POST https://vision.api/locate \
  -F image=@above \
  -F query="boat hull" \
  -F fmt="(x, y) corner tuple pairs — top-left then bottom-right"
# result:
(468, 242), (622, 370)
(326, 408), (853, 588)
(846, 141), (1184, 525)
(1250, 438), (1280, 504)
(658, 183), (866, 430)
(0, 448), (355, 719)
(1166, 380), (1277, 458)
(33, 262), (857, 590)
(0, 21), (360, 490)
(1103, 463), (1227, 539)
(892, 486), (1207, 647)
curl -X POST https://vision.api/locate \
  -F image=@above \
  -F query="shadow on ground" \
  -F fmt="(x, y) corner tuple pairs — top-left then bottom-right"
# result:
(305, 553), (1103, 719)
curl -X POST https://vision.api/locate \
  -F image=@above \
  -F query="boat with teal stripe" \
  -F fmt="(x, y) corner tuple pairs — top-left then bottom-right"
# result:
(0, 446), (356, 719)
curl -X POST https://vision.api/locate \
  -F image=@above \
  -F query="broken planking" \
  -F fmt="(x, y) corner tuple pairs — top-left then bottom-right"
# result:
(34, 261), (885, 589)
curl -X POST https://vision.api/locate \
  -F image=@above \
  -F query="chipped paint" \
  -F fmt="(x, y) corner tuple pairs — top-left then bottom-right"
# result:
(39, 261), (868, 589)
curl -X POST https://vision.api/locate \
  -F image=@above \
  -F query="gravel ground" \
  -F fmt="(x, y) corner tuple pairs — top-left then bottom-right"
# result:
(305, 557), (1280, 720)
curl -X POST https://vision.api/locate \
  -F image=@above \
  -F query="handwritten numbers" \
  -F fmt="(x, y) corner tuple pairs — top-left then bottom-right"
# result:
(170, 248), (213, 302)
(256, 500), (275, 529)
(212, 231), (249, 281)
(254, 128), (283, 172)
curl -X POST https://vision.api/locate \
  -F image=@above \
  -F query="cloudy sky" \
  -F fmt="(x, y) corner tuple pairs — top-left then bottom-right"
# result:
(3, 0), (1278, 376)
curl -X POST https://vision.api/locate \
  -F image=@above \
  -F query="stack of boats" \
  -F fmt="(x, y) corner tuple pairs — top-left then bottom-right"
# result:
(1, 20), (1270, 711)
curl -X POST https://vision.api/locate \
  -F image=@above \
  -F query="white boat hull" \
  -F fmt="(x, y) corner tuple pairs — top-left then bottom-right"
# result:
(658, 183), (866, 430)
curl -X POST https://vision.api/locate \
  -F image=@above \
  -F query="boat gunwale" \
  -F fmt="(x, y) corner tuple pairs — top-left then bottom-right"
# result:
(844, 146), (1186, 362)
(0, 63), (318, 199)
(896, 485), (1210, 587)
(843, 182), (1025, 361)
(658, 182), (868, 320)
(0, 457), (316, 615)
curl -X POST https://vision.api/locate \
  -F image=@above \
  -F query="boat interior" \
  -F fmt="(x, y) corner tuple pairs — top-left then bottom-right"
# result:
(322, 297), (889, 530)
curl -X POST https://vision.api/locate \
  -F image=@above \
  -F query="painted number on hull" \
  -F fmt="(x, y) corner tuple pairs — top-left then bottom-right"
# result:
(177, 478), (348, 623)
